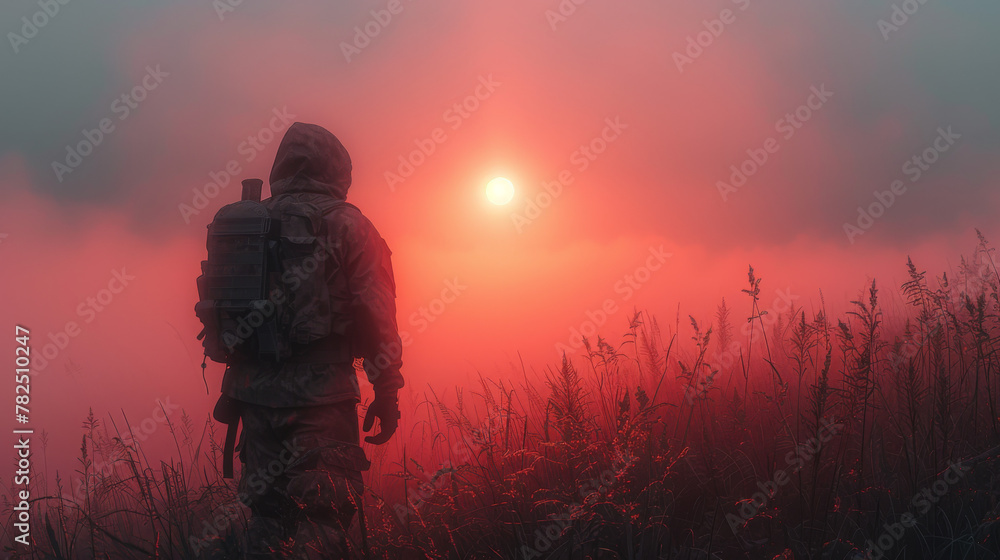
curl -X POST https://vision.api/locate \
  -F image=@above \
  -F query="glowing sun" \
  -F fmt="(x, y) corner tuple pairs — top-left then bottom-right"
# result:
(486, 177), (515, 205)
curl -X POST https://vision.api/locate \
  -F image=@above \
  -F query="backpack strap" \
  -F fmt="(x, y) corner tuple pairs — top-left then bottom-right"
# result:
(222, 421), (238, 479)
(212, 393), (242, 479)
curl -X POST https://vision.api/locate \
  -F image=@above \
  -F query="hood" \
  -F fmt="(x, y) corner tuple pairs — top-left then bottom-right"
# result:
(269, 122), (352, 199)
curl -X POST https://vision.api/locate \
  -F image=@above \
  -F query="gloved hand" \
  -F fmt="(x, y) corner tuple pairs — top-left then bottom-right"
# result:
(363, 391), (400, 445)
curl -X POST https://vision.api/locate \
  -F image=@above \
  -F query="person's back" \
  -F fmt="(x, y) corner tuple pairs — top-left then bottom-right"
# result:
(220, 122), (403, 559)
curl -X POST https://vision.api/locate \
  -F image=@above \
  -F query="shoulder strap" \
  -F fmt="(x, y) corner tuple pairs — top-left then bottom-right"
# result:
(212, 394), (241, 479)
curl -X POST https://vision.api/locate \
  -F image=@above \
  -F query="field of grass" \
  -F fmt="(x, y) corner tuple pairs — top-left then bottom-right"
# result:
(5, 234), (1000, 559)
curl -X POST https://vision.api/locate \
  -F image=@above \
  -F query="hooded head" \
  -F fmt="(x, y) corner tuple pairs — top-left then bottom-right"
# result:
(269, 122), (352, 199)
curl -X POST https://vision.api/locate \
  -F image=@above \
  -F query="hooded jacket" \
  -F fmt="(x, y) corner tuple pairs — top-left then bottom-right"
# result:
(221, 122), (404, 407)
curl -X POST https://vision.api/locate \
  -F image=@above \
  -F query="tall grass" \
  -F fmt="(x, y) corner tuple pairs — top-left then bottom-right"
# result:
(5, 239), (1000, 559)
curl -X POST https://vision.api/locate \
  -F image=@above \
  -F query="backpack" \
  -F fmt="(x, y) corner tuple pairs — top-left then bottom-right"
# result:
(195, 178), (351, 364)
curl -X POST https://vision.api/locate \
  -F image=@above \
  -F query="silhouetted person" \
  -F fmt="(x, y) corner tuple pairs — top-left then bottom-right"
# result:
(219, 122), (404, 558)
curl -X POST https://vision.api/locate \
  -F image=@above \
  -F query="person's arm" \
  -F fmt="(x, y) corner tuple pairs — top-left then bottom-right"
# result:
(340, 212), (404, 443)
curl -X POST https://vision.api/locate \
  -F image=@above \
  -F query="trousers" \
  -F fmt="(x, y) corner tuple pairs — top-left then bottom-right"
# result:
(236, 399), (370, 559)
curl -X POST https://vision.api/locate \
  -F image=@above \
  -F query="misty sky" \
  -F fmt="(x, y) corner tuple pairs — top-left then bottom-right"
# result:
(1, 0), (998, 469)
(2, 0), (998, 244)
